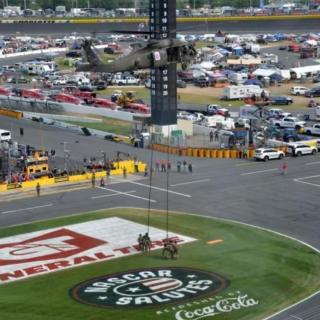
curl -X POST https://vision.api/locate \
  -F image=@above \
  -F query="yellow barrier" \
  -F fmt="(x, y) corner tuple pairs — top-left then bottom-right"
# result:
(192, 149), (198, 157)
(230, 150), (238, 159)
(210, 150), (217, 158)
(151, 144), (250, 160)
(0, 160), (147, 192)
(223, 150), (230, 158)
(248, 149), (255, 158)
(0, 107), (23, 119)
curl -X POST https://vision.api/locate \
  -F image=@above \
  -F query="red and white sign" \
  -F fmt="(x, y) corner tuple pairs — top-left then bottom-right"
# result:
(0, 218), (195, 284)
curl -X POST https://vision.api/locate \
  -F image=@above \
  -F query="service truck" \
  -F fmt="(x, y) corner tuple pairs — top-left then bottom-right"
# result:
(304, 124), (320, 135)
(272, 117), (305, 130)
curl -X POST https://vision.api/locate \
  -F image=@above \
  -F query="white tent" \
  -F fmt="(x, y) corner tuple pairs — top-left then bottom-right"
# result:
(290, 65), (320, 79)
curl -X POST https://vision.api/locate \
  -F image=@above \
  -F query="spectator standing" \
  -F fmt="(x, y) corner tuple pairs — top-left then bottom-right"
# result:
(91, 172), (96, 188)
(183, 160), (187, 172)
(209, 130), (214, 142)
(177, 161), (181, 173)
(36, 183), (40, 197)
(282, 161), (288, 175)
(123, 167), (127, 178)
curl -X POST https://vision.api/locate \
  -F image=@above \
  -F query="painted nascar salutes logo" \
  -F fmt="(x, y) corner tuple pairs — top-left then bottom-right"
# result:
(71, 267), (229, 308)
(0, 218), (195, 284)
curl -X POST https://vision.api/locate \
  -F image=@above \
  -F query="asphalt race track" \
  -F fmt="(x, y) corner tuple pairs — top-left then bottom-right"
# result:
(0, 116), (320, 319)
(0, 18), (320, 35)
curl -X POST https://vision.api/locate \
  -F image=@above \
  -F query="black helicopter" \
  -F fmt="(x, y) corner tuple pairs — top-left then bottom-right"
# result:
(76, 33), (197, 73)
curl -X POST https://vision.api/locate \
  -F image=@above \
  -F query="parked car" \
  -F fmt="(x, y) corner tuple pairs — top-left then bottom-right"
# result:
(290, 86), (309, 96)
(304, 124), (320, 136)
(287, 143), (317, 156)
(177, 111), (195, 120)
(66, 51), (82, 58)
(269, 96), (293, 105)
(207, 104), (229, 116)
(194, 76), (210, 88)
(305, 87), (320, 98)
(104, 47), (115, 54)
(272, 117), (305, 130)
(312, 76), (320, 83)
(254, 148), (285, 161)
(93, 81), (107, 90)
(177, 79), (187, 88)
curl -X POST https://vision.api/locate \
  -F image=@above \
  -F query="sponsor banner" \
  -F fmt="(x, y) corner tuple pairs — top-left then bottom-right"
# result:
(0, 217), (195, 284)
(71, 267), (229, 308)
(174, 292), (259, 320)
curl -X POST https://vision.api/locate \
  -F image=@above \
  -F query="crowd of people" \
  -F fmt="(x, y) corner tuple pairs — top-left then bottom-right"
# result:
(154, 159), (193, 174)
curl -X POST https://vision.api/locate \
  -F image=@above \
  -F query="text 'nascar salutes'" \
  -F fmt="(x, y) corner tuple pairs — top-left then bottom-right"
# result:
(71, 267), (229, 308)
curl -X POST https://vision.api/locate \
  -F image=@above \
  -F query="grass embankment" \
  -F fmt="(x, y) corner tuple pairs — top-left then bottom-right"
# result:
(0, 208), (319, 320)
(65, 117), (132, 136)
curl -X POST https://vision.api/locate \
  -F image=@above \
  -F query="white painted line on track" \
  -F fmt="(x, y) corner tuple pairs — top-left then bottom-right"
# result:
(295, 174), (320, 180)
(96, 186), (156, 203)
(240, 168), (279, 176)
(110, 177), (192, 198)
(170, 179), (211, 187)
(293, 179), (320, 188)
(289, 315), (303, 320)
(1, 203), (53, 215)
(306, 161), (320, 166)
(91, 190), (136, 199)
(293, 174), (320, 188)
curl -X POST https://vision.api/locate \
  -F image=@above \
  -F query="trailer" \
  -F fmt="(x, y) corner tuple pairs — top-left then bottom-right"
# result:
(222, 85), (264, 100)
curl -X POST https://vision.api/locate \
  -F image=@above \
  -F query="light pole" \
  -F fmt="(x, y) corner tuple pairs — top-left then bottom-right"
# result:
(101, 151), (106, 167)
(63, 142), (69, 172)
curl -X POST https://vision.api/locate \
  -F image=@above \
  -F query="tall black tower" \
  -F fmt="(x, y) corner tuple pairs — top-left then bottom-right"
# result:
(149, 0), (177, 126)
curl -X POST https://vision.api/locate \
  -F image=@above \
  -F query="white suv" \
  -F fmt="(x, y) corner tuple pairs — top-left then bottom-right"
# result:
(288, 144), (317, 156)
(254, 148), (285, 161)
(290, 86), (309, 96)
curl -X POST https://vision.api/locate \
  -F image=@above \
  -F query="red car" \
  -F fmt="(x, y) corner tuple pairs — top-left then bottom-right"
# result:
(21, 89), (45, 100)
(0, 86), (11, 96)
(123, 103), (150, 114)
(51, 93), (81, 105)
(73, 91), (96, 104)
(93, 98), (118, 110)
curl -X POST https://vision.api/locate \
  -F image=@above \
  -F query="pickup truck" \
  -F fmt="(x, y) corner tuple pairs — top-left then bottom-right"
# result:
(112, 75), (140, 86)
(272, 117), (305, 130)
(304, 124), (320, 135)
(269, 96), (293, 105)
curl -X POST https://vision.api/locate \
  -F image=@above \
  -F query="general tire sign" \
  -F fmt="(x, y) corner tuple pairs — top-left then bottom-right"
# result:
(70, 267), (229, 308)
(0, 218), (195, 284)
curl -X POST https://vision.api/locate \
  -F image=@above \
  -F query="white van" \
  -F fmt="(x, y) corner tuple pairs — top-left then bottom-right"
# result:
(0, 129), (11, 142)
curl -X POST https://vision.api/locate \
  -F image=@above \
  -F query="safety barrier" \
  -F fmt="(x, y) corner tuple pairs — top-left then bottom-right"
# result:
(0, 160), (146, 192)
(151, 144), (289, 160)
(0, 107), (23, 119)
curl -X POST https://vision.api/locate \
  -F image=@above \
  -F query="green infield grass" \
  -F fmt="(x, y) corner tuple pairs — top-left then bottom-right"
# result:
(64, 117), (132, 136)
(0, 208), (319, 320)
